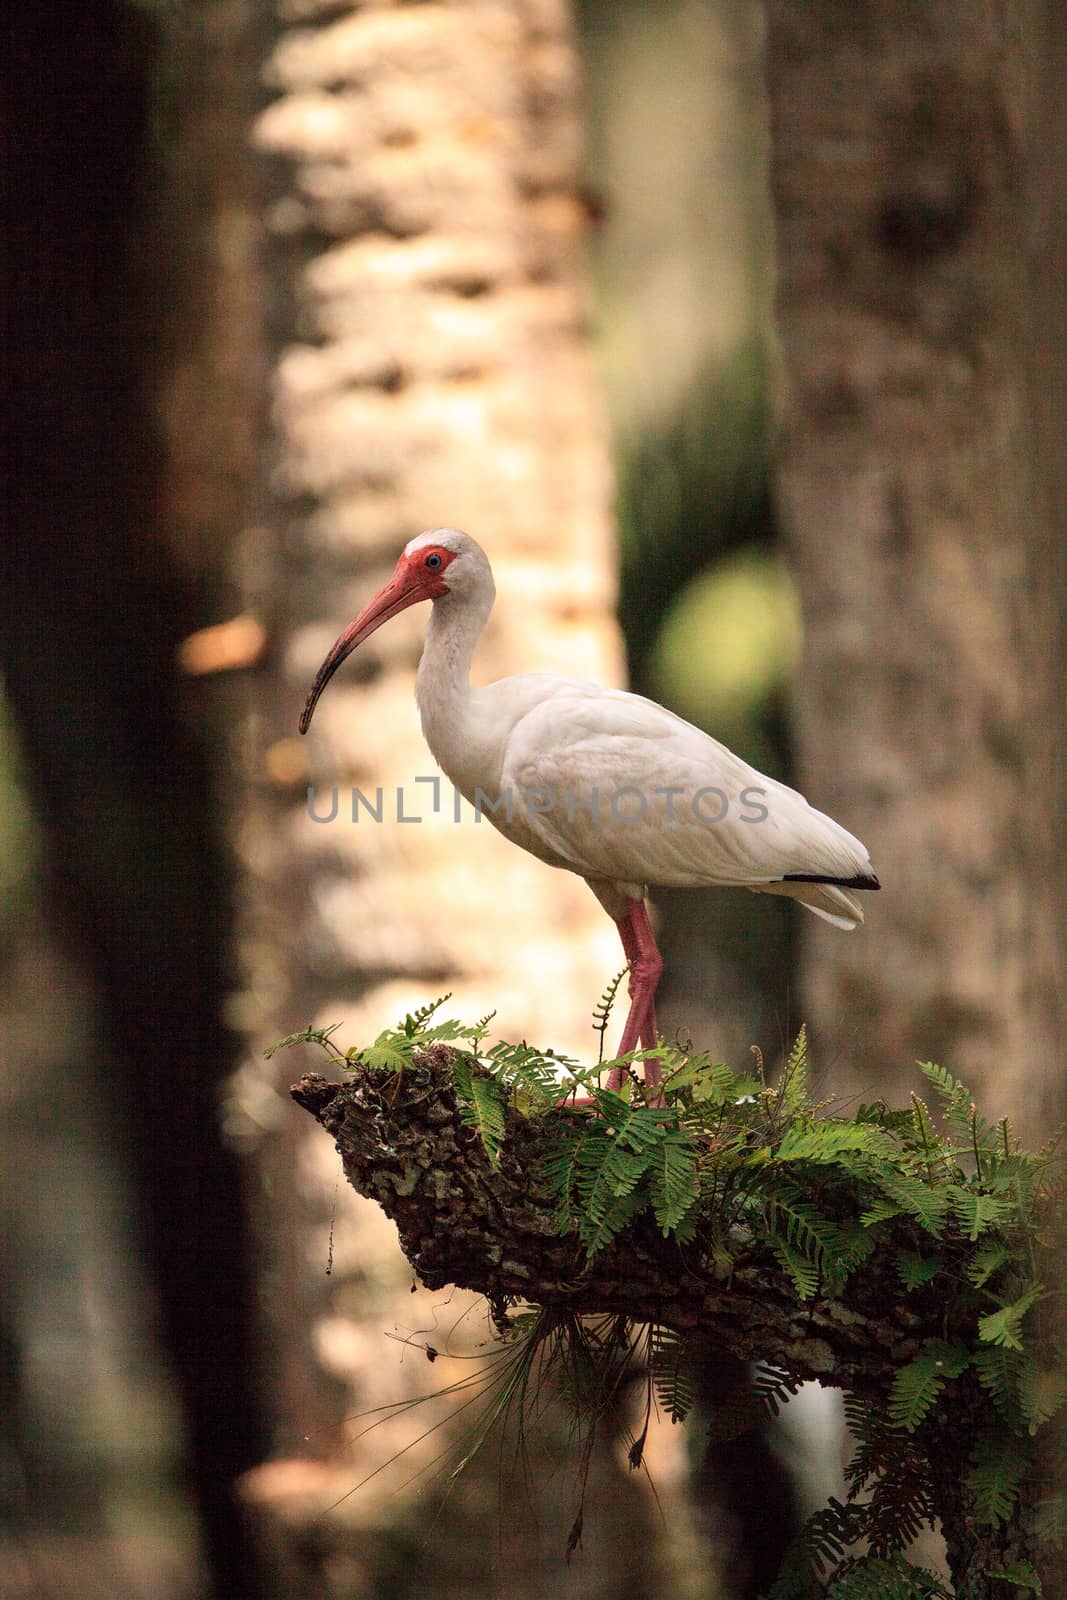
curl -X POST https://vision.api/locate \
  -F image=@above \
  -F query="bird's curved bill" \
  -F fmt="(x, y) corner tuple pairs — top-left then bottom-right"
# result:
(299, 570), (429, 734)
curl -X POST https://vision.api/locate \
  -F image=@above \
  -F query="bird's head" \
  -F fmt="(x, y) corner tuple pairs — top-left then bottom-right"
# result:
(298, 528), (492, 734)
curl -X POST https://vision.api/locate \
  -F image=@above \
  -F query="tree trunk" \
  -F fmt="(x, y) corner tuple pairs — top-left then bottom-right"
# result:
(765, 0), (1067, 1140)
(234, 0), (644, 1585)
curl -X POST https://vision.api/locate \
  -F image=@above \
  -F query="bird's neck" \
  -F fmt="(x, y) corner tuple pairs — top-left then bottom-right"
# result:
(415, 585), (493, 781)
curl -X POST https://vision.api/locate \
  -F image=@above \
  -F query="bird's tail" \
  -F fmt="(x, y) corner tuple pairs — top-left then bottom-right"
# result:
(755, 879), (866, 930)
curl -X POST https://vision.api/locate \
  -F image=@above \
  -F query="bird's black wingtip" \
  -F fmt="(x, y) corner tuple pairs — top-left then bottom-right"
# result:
(782, 871), (881, 891)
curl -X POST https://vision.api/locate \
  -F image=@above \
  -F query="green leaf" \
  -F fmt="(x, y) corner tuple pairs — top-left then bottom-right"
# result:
(264, 1022), (344, 1058)
(887, 1359), (943, 1433)
(887, 1341), (969, 1432)
(400, 993), (452, 1036)
(986, 1561), (1043, 1593)
(777, 1025), (809, 1112)
(860, 1197), (905, 1229)
(896, 1251), (940, 1292)
(966, 1238), (1010, 1288)
(649, 1130), (698, 1234)
(1017, 1356), (1067, 1433)
(966, 1439), (1028, 1528)
(776, 1122), (897, 1163)
(361, 1035), (413, 1074)
(650, 1325), (694, 1423)
(826, 1555), (951, 1600)
(973, 1343), (1025, 1420)
(918, 1060), (968, 1108)
(978, 1288), (1044, 1352)
(949, 1188), (1009, 1241)
(865, 1161), (949, 1235)
(452, 1056), (507, 1167)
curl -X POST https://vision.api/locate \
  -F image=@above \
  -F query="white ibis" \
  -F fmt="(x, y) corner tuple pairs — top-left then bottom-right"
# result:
(300, 529), (879, 1089)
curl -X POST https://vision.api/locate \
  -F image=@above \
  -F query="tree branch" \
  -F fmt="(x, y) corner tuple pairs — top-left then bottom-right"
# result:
(293, 1053), (925, 1394)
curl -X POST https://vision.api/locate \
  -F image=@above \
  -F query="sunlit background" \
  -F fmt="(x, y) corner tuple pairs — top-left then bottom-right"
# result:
(3, 2), (1064, 1597)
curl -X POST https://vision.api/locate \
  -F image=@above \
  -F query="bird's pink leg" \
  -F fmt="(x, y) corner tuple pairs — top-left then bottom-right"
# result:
(607, 900), (663, 1091)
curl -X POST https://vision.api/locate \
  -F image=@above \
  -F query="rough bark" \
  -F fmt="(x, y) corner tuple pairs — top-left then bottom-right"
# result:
(291, 1065), (924, 1386)
(230, 0), (642, 1587)
(292, 1053), (1039, 1593)
(765, 0), (1067, 1141)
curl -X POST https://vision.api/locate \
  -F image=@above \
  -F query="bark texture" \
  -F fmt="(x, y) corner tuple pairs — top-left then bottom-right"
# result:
(765, 0), (1067, 1139)
(292, 1065), (925, 1386)
(232, 0), (637, 1585)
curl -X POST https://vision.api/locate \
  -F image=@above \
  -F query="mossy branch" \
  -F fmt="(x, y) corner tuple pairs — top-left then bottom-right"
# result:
(294, 1055), (922, 1386)
(286, 1016), (1063, 1600)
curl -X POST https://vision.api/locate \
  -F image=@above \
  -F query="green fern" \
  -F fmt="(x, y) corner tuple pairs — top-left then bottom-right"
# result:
(776, 1121), (898, 1164)
(972, 1343), (1026, 1423)
(777, 1025), (809, 1113)
(648, 1129), (698, 1235)
(452, 1055), (507, 1168)
(360, 1033), (414, 1074)
(950, 1187), (1010, 1241)
(967, 1237), (1011, 1288)
(826, 1555), (950, 1600)
(984, 1563), (1043, 1594)
(401, 993), (453, 1036)
(863, 1161), (950, 1236)
(753, 1363), (804, 1419)
(888, 1341), (971, 1432)
(649, 1324), (694, 1423)
(978, 1288), (1045, 1352)
(1017, 1354), (1067, 1434)
(895, 1251), (940, 1292)
(592, 968), (627, 1062)
(279, 1008), (1063, 1570)
(966, 1437), (1029, 1528)
(264, 1021), (345, 1059)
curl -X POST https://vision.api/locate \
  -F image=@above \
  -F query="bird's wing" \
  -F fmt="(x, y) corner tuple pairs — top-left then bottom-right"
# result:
(496, 682), (874, 892)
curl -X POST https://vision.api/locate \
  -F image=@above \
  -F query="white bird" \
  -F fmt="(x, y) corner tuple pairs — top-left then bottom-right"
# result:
(300, 529), (879, 1089)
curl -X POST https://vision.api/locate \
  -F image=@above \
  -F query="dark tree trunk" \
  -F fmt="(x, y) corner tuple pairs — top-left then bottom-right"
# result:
(1, 7), (268, 1596)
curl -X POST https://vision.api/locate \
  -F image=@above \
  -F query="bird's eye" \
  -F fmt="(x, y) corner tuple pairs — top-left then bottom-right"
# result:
(425, 553), (442, 569)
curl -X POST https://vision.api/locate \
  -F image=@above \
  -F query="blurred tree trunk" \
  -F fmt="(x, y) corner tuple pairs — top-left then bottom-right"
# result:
(765, 0), (1067, 1140)
(230, 0), (665, 1590)
(2, 6), (269, 1597)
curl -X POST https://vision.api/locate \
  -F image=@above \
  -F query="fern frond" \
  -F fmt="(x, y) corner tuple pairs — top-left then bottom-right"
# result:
(452, 1056), (507, 1167)
(949, 1187), (1010, 1241)
(265, 1021), (345, 1059)
(825, 1554), (950, 1600)
(1017, 1355), (1067, 1434)
(592, 968), (627, 1061)
(972, 1343), (1025, 1422)
(649, 1325), (694, 1423)
(777, 1025), (809, 1112)
(864, 1162), (949, 1235)
(965, 1437), (1028, 1528)
(401, 993), (453, 1036)
(776, 1121), (898, 1164)
(895, 1251), (940, 1292)
(753, 1363), (804, 1418)
(361, 1034), (414, 1074)
(978, 1288), (1045, 1352)
(966, 1237), (1010, 1288)
(649, 1129), (698, 1235)
(984, 1562), (1043, 1594)
(887, 1342), (969, 1433)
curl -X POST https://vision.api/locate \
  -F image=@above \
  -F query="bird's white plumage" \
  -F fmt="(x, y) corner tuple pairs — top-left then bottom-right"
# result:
(299, 528), (879, 1080)
(407, 530), (876, 930)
